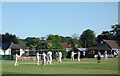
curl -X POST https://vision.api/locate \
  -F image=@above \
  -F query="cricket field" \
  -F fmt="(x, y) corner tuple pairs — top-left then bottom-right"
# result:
(2, 58), (118, 74)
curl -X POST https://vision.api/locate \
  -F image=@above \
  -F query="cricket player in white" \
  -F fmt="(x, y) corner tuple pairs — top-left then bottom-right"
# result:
(36, 52), (40, 65)
(104, 50), (108, 59)
(46, 54), (49, 64)
(42, 52), (46, 65)
(47, 51), (52, 65)
(14, 53), (18, 66)
(71, 50), (76, 61)
(58, 51), (62, 63)
(78, 51), (81, 61)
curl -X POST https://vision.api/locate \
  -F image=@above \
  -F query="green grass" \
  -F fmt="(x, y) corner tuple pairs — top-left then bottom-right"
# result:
(2, 58), (118, 74)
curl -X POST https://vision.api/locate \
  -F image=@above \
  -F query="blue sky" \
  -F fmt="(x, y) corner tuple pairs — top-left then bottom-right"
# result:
(2, 2), (118, 39)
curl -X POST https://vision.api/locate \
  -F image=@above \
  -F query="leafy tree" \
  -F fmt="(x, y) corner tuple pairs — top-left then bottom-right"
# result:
(61, 49), (68, 58)
(46, 40), (53, 49)
(111, 24), (120, 41)
(25, 37), (41, 50)
(69, 39), (80, 49)
(2, 33), (25, 44)
(97, 31), (115, 43)
(71, 34), (82, 49)
(79, 29), (96, 48)
(47, 35), (63, 49)
(17, 38), (25, 45)
(60, 35), (82, 49)
(36, 40), (52, 49)
(60, 36), (72, 44)
(111, 24), (120, 46)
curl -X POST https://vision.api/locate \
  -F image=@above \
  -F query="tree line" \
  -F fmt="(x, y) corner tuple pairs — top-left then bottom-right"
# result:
(1, 24), (120, 50)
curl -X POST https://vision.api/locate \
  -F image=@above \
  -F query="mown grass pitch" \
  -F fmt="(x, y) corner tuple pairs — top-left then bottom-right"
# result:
(2, 58), (118, 74)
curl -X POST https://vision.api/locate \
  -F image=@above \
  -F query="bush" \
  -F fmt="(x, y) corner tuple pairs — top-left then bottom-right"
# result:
(62, 49), (68, 59)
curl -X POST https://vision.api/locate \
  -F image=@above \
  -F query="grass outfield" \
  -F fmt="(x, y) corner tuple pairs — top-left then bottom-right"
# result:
(2, 58), (118, 74)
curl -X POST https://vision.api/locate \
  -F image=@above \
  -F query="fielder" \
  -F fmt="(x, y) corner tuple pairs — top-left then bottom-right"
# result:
(42, 51), (47, 65)
(46, 51), (52, 65)
(97, 51), (101, 63)
(36, 52), (40, 65)
(14, 53), (19, 66)
(58, 51), (62, 63)
(104, 50), (108, 59)
(77, 50), (81, 61)
(71, 50), (76, 61)
(46, 54), (49, 64)
(56, 51), (59, 61)
(83, 51), (86, 60)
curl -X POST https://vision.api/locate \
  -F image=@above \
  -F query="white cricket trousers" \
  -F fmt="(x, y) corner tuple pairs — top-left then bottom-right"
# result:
(37, 58), (39, 65)
(78, 56), (80, 61)
(15, 59), (18, 66)
(42, 59), (46, 65)
(105, 55), (108, 59)
(59, 57), (61, 63)
(47, 56), (52, 65)
(71, 56), (74, 61)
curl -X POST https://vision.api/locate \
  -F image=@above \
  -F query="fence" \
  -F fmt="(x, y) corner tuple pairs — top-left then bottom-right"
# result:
(0, 55), (11, 60)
